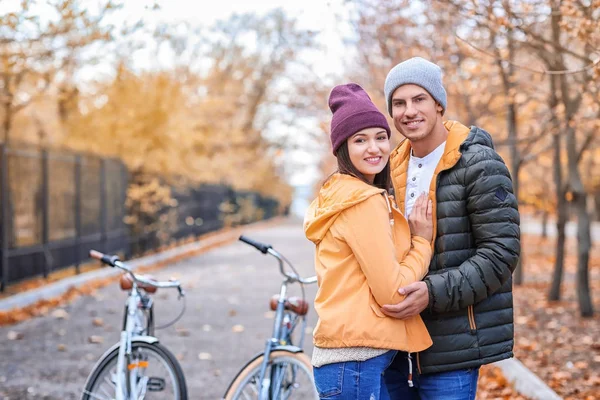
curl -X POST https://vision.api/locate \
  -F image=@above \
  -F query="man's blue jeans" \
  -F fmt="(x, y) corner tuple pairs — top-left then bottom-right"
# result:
(313, 351), (398, 399)
(384, 354), (480, 400)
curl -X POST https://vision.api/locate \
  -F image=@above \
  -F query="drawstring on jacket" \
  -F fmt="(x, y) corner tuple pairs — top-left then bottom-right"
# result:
(384, 192), (394, 226)
(407, 352), (414, 387)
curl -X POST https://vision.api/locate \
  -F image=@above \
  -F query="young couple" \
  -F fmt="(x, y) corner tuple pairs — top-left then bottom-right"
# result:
(304, 57), (521, 400)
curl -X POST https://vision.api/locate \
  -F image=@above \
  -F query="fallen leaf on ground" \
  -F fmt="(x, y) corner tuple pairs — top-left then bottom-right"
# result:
(264, 311), (275, 319)
(51, 309), (69, 319)
(88, 335), (104, 344)
(7, 331), (24, 340)
(176, 327), (191, 336)
(511, 234), (600, 400)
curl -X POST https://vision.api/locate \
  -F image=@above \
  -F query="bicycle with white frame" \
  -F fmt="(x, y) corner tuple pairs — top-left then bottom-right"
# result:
(81, 250), (188, 400)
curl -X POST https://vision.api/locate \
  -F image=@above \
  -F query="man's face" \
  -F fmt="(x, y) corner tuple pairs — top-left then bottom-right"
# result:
(390, 84), (443, 143)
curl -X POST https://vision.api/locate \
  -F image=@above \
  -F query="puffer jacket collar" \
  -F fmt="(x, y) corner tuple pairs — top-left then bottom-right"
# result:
(391, 121), (470, 214)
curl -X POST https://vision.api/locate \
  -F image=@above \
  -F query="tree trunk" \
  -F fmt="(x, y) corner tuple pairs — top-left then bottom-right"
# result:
(545, 2), (594, 315)
(507, 100), (522, 285)
(574, 192), (593, 316)
(541, 209), (548, 239)
(494, 19), (522, 285)
(560, 73), (594, 316)
(2, 97), (12, 145)
(594, 190), (600, 222)
(548, 106), (566, 301)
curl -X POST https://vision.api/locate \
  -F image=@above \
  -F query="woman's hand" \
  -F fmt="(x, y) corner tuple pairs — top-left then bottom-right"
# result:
(408, 193), (433, 241)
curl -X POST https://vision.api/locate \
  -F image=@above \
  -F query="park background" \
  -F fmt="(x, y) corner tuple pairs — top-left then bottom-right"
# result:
(0, 0), (599, 399)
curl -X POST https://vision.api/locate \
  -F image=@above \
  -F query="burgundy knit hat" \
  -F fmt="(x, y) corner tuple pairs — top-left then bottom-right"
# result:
(328, 83), (391, 155)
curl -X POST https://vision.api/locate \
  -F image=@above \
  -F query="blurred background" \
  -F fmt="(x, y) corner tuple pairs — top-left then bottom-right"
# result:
(0, 1), (599, 398)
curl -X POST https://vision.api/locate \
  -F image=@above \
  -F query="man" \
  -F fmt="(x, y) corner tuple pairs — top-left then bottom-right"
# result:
(381, 57), (520, 400)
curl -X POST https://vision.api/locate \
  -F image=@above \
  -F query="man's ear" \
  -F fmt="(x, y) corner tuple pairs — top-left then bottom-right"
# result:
(436, 103), (443, 114)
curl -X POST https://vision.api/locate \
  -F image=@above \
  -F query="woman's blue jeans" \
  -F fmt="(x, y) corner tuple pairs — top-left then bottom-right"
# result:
(313, 351), (398, 400)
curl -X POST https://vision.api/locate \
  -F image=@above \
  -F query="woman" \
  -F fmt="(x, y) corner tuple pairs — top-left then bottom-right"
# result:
(304, 83), (433, 399)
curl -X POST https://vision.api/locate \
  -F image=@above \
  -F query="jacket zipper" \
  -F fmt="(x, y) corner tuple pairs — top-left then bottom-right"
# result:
(434, 160), (477, 335)
(468, 305), (477, 333)
(431, 174), (441, 247)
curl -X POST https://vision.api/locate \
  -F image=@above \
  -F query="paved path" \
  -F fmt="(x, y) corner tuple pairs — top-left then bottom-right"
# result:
(0, 217), (577, 400)
(0, 220), (318, 399)
(520, 216), (600, 242)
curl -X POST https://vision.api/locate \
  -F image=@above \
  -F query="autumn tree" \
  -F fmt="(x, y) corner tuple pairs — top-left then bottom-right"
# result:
(0, 0), (119, 145)
(61, 8), (326, 232)
(335, 0), (599, 315)
(503, 0), (598, 315)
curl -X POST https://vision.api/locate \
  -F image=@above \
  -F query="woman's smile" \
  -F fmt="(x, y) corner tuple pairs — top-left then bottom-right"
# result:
(364, 156), (382, 165)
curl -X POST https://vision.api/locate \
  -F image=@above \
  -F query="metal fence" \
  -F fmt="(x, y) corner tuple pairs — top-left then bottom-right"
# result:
(0, 144), (283, 291)
(0, 144), (129, 291)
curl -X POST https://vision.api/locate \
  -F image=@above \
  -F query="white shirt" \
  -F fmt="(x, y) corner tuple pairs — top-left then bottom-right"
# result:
(405, 141), (446, 216)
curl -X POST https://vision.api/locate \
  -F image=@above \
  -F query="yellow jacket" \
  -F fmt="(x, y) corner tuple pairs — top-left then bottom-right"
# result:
(304, 173), (433, 352)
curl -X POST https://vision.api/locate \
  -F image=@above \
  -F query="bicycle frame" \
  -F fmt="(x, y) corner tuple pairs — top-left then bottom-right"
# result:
(114, 280), (152, 400)
(86, 250), (184, 400)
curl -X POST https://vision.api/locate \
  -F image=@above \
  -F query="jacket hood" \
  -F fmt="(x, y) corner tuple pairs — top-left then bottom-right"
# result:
(459, 123), (495, 151)
(304, 173), (385, 244)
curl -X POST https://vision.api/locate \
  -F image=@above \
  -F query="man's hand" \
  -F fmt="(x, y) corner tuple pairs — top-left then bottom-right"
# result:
(381, 281), (429, 319)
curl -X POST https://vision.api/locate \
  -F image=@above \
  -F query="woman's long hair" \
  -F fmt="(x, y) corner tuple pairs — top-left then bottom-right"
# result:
(332, 141), (391, 192)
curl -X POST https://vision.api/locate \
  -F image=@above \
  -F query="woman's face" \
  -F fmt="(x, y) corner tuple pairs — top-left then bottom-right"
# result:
(347, 127), (390, 184)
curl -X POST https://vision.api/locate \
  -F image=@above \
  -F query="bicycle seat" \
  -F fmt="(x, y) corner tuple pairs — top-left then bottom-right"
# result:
(119, 274), (158, 293)
(269, 295), (309, 316)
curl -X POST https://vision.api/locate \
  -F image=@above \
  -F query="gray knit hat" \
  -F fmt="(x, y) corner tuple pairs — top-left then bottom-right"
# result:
(384, 57), (447, 116)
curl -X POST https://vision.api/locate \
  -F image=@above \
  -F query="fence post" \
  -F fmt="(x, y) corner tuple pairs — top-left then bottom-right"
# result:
(41, 149), (51, 279)
(0, 145), (8, 292)
(121, 162), (131, 259)
(100, 158), (107, 252)
(74, 155), (82, 274)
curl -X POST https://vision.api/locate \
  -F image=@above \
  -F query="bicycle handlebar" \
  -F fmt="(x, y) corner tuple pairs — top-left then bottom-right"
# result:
(239, 235), (271, 254)
(89, 249), (184, 295)
(238, 236), (317, 285)
(89, 249), (119, 266)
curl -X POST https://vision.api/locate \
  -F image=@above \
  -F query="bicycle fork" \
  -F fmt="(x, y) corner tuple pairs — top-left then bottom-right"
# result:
(115, 330), (129, 400)
(257, 282), (289, 400)
(115, 292), (141, 400)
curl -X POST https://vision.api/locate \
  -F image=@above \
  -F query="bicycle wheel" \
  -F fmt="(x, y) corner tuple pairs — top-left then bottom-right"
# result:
(224, 350), (318, 400)
(82, 341), (187, 400)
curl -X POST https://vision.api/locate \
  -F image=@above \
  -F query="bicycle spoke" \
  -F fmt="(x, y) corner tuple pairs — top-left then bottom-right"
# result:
(100, 385), (113, 399)
(82, 390), (112, 400)
(102, 374), (115, 389)
(241, 389), (254, 400)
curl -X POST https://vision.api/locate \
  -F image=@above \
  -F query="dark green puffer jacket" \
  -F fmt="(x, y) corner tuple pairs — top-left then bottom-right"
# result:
(390, 121), (520, 374)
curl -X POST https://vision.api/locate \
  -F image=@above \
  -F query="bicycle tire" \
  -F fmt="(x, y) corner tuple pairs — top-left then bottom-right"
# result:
(223, 350), (318, 400)
(81, 341), (187, 400)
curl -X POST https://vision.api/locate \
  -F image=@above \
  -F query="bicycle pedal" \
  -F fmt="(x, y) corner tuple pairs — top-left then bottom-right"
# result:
(147, 377), (166, 391)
